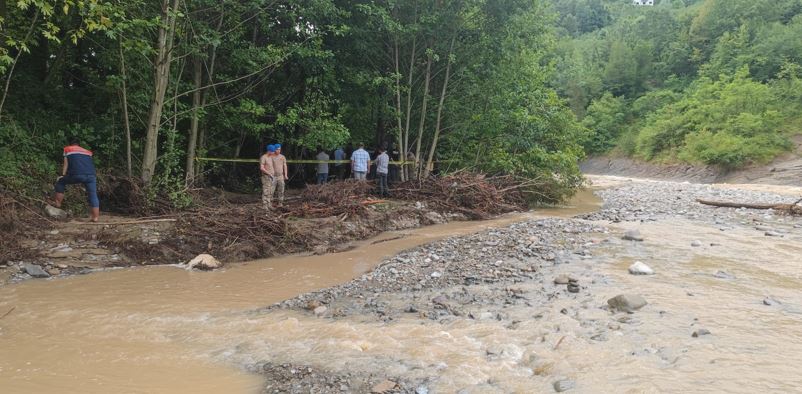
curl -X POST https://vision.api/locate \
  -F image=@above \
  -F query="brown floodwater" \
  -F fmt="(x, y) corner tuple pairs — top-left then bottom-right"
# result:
(0, 190), (601, 393)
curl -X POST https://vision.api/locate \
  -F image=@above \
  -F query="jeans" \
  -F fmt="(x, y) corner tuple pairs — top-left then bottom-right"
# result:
(317, 173), (328, 184)
(55, 174), (99, 208)
(354, 171), (367, 181)
(377, 173), (389, 196)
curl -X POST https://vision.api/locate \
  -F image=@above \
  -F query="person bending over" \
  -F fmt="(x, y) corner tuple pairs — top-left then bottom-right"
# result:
(53, 139), (100, 222)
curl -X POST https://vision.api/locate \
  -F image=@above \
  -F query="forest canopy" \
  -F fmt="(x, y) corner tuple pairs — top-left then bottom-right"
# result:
(552, 0), (802, 168)
(0, 0), (585, 205)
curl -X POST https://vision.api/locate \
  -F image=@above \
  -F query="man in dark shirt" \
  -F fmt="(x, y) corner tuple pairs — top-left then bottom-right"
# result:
(53, 139), (100, 221)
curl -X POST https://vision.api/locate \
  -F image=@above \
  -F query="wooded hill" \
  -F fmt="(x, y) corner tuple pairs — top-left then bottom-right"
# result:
(552, 0), (802, 168)
(0, 0), (585, 207)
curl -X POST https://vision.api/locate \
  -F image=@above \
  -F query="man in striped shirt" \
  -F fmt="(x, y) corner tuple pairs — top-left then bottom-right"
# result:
(53, 139), (100, 222)
(350, 143), (371, 181)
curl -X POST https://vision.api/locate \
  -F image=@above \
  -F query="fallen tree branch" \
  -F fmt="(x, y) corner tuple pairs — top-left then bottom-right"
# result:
(697, 198), (802, 215)
(77, 218), (178, 225)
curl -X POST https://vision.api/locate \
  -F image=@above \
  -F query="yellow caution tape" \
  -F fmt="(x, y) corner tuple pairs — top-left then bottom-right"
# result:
(195, 157), (414, 165)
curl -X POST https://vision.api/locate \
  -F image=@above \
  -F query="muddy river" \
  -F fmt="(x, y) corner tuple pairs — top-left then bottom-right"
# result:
(3, 179), (802, 393)
(0, 191), (600, 393)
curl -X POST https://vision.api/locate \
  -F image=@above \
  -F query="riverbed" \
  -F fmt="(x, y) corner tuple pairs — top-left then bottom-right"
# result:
(2, 178), (802, 393)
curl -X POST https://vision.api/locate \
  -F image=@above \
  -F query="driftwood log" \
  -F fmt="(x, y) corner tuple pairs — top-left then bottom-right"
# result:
(697, 198), (802, 214)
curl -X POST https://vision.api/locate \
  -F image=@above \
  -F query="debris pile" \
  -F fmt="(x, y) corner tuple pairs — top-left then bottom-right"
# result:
(394, 173), (530, 219)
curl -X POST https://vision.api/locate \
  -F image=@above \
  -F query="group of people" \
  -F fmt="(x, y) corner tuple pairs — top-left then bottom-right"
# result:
(259, 143), (289, 211)
(51, 138), (395, 220)
(313, 143), (391, 196)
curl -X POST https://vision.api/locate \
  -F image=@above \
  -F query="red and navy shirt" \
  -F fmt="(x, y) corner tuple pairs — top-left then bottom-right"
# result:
(63, 145), (96, 176)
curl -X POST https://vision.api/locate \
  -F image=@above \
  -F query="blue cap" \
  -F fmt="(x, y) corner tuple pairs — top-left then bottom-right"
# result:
(266, 144), (276, 152)
(274, 143), (281, 149)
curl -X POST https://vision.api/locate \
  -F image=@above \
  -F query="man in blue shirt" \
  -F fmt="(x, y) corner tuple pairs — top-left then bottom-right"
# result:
(334, 146), (345, 180)
(53, 139), (100, 221)
(350, 143), (371, 181)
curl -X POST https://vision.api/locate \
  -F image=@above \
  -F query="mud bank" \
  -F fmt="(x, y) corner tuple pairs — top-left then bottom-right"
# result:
(582, 151), (802, 186)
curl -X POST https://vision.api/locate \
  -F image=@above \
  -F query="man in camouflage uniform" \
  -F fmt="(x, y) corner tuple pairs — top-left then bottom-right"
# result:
(260, 144), (276, 211)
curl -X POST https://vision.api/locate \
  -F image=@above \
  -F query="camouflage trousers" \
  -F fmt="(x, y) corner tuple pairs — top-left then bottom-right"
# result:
(272, 178), (285, 206)
(261, 175), (275, 210)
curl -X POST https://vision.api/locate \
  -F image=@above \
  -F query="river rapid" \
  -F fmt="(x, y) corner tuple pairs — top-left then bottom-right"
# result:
(2, 178), (802, 393)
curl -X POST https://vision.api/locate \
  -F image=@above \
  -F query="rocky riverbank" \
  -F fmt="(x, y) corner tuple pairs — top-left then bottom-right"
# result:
(252, 176), (802, 393)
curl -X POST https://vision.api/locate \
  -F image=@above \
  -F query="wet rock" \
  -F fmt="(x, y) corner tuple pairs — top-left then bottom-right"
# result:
(313, 306), (328, 316)
(622, 229), (644, 242)
(371, 380), (397, 393)
(185, 254), (223, 270)
(553, 379), (575, 392)
(628, 261), (654, 275)
(44, 204), (68, 219)
(763, 297), (781, 306)
(23, 263), (50, 278)
(692, 328), (711, 338)
(432, 295), (448, 307)
(691, 240), (702, 247)
(567, 283), (580, 293)
(607, 294), (648, 313)
(554, 274), (571, 285)
(713, 270), (735, 279)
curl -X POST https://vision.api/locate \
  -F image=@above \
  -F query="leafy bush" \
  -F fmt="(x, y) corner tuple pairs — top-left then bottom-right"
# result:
(634, 67), (791, 165)
(581, 92), (628, 154)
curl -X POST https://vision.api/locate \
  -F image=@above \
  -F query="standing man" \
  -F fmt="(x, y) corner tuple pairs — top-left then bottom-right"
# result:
(260, 144), (276, 211)
(350, 143), (371, 181)
(53, 139), (100, 222)
(316, 146), (329, 184)
(271, 143), (288, 207)
(375, 146), (390, 197)
(333, 146), (345, 180)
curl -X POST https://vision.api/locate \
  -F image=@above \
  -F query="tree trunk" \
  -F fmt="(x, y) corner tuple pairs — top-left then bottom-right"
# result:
(141, 0), (181, 185)
(414, 51), (432, 179)
(185, 56), (203, 186)
(119, 40), (133, 178)
(193, 11), (224, 183)
(392, 39), (406, 181)
(423, 36), (455, 178)
(402, 37), (416, 181)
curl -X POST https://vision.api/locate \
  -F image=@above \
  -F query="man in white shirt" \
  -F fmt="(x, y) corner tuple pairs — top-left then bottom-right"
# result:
(350, 143), (371, 181)
(375, 147), (390, 196)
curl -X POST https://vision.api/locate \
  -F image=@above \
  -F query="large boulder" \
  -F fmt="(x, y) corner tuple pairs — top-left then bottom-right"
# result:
(23, 263), (51, 278)
(185, 254), (223, 270)
(628, 261), (655, 275)
(622, 229), (644, 241)
(607, 294), (648, 312)
(44, 204), (68, 219)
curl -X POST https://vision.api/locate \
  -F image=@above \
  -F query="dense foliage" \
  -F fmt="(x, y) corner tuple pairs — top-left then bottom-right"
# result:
(0, 0), (586, 205)
(553, 0), (802, 168)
